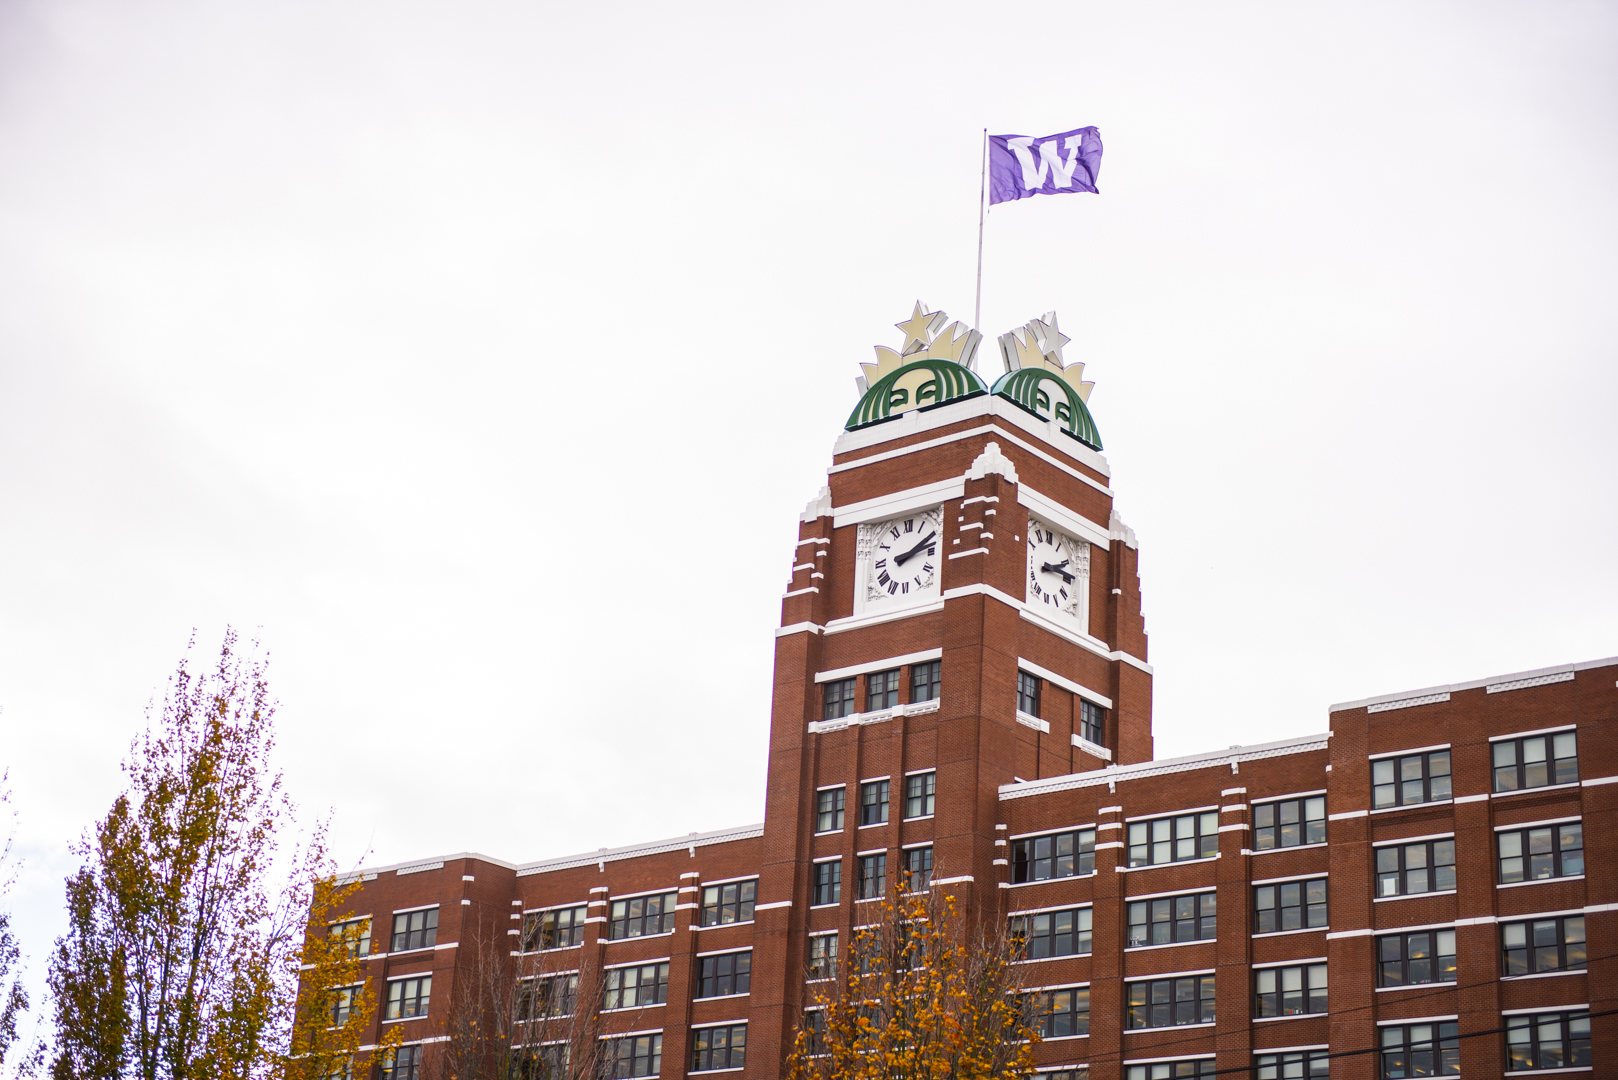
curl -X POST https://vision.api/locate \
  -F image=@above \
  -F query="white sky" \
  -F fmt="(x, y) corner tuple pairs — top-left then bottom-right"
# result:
(1, 0), (1614, 1019)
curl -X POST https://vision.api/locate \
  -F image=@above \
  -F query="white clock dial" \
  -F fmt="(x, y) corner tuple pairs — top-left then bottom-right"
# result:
(1026, 518), (1087, 619)
(863, 508), (942, 604)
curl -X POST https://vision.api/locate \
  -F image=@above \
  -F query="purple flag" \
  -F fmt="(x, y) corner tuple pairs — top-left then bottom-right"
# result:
(988, 127), (1102, 204)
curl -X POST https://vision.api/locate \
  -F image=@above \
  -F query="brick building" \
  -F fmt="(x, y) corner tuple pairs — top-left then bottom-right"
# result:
(317, 307), (1616, 1080)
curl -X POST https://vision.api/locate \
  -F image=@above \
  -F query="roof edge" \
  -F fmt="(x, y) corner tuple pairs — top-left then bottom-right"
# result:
(998, 731), (1330, 801)
(1328, 656), (1618, 714)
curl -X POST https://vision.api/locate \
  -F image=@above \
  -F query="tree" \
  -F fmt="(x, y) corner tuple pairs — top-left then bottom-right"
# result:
(786, 881), (1041, 1080)
(0, 769), (41, 1076)
(48, 630), (321, 1080)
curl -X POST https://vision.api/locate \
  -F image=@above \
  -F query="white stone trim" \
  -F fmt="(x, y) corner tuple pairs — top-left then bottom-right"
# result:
(395, 862), (445, 876)
(1017, 658), (1114, 709)
(1330, 655), (1617, 713)
(1071, 734), (1112, 761)
(813, 649), (943, 684)
(1017, 484), (1112, 550)
(823, 599), (945, 637)
(1488, 671), (1576, 694)
(1367, 693), (1451, 713)
(831, 479), (959, 529)
(1372, 832), (1455, 847)
(1000, 734), (1329, 801)
(1015, 711), (1050, 734)
(1489, 723), (1578, 742)
(1369, 743), (1450, 759)
(808, 698), (940, 735)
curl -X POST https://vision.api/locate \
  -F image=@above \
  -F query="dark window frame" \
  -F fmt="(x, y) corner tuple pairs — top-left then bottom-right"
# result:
(806, 932), (837, 980)
(1379, 1021), (1459, 1078)
(1010, 828), (1096, 883)
(522, 905), (587, 952)
(1125, 975), (1216, 1029)
(1504, 1009), (1591, 1072)
(1374, 837), (1457, 897)
(1492, 731), (1579, 793)
(1253, 878), (1328, 934)
(1376, 929), (1457, 987)
(866, 669), (899, 711)
(1011, 906), (1092, 959)
(603, 962), (670, 1010)
(903, 772), (935, 818)
(1125, 1063), (1214, 1080)
(823, 678), (856, 720)
(390, 908), (438, 953)
(910, 661), (941, 703)
(1016, 671), (1041, 717)
(691, 1024), (747, 1072)
(518, 972), (578, 1019)
(859, 780), (889, 826)
(699, 880), (757, 926)
(1024, 985), (1089, 1038)
(1078, 700), (1105, 746)
(1254, 1051), (1329, 1079)
(1497, 821), (1583, 883)
(607, 1034), (661, 1078)
(1254, 962), (1327, 1017)
(857, 853), (887, 899)
(1371, 749), (1452, 809)
(329, 918), (371, 958)
(1501, 915), (1585, 976)
(385, 975), (431, 1020)
(903, 846), (933, 890)
(1126, 812), (1219, 867)
(811, 860), (841, 906)
(380, 1045), (422, 1080)
(607, 892), (677, 939)
(695, 951), (752, 998)
(1127, 891), (1216, 947)
(1253, 796), (1326, 850)
(815, 787), (845, 833)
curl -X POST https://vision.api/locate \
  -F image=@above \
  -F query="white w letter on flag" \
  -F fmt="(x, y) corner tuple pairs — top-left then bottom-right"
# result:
(1006, 134), (1085, 190)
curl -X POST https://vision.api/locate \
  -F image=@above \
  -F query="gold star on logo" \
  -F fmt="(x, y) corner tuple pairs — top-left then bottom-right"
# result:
(894, 301), (947, 355)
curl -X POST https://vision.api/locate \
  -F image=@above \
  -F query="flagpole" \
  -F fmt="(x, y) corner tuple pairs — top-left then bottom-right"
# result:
(974, 127), (987, 330)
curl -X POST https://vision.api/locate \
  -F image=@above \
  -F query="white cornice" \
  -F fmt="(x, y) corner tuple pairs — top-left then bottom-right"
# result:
(814, 648), (943, 684)
(1328, 656), (1618, 713)
(1017, 658), (1113, 709)
(832, 395), (1111, 478)
(831, 476), (963, 529)
(998, 733), (1330, 802)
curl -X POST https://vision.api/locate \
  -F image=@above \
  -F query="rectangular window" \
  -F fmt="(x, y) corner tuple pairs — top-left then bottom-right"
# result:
(523, 905), (587, 951)
(1025, 985), (1089, 1038)
(604, 962), (670, 1010)
(519, 973), (578, 1019)
(866, 668), (899, 711)
(1079, 700), (1105, 746)
(1126, 1063), (1213, 1080)
(1505, 1009), (1591, 1072)
(904, 846), (933, 890)
(1253, 796), (1326, 849)
(1127, 891), (1215, 947)
(904, 772), (935, 818)
(691, 1024), (747, 1072)
(1376, 929), (1456, 986)
(1501, 915), (1584, 975)
(1372, 749), (1452, 809)
(696, 951), (751, 998)
(1375, 838), (1457, 896)
(608, 893), (676, 939)
(811, 860), (841, 906)
(807, 932), (837, 980)
(1254, 963), (1327, 1017)
(385, 976), (431, 1020)
(607, 1034), (661, 1078)
(330, 984), (359, 1026)
(380, 1045), (422, 1080)
(1011, 828), (1096, 883)
(1379, 1022), (1459, 1078)
(823, 677), (856, 720)
(1039, 1070), (1090, 1080)
(390, 908), (438, 952)
(1127, 812), (1218, 866)
(1011, 906), (1092, 959)
(329, 918), (371, 958)
(802, 1010), (825, 1057)
(1254, 878), (1327, 933)
(1016, 671), (1041, 717)
(1254, 1051), (1328, 1079)
(1498, 821), (1583, 883)
(1493, 731), (1578, 792)
(859, 780), (889, 826)
(1126, 975), (1215, 1028)
(815, 788), (845, 833)
(910, 660), (941, 703)
(700, 880), (757, 926)
(858, 853), (886, 899)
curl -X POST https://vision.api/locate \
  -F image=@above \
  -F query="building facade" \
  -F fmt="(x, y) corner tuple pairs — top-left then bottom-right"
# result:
(318, 305), (1617, 1080)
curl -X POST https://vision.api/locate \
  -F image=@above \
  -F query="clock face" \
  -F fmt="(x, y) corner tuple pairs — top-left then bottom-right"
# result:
(864, 508), (942, 604)
(1027, 518), (1086, 619)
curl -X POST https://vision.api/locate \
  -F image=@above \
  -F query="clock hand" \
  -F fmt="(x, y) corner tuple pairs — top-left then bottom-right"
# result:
(1041, 561), (1076, 584)
(893, 531), (937, 567)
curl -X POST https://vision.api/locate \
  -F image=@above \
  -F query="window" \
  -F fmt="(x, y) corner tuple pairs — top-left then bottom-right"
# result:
(696, 951), (751, 998)
(519, 973), (577, 1019)
(1254, 1051), (1328, 1078)
(904, 846), (933, 890)
(523, 906), (587, 951)
(1126, 1063), (1213, 1080)
(1255, 963), (1327, 1017)
(1127, 891), (1215, 947)
(811, 860), (840, 906)
(385, 976), (431, 1020)
(858, 853), (886, 899)
(1493, 731), (1578, 792)
(816, 788), (845, 832)
(330, 984), (359, 1026)
(1498, 822), (1583, 883)
(1376, 929), (1456, 986)
(1011, 828), (1096, 882)
(1127, 812), (1218, 866)
(1039, 1071), (1089, 1080)
(604, 962), (669, 1009)
(807, 933), (838, 980)
(859, 780), (889, 825)
(823, 677), (856, 720)
(802, 1010), (825, 1057)
(1253, 797), (1326, 849)
(390, 908), (437, 952)
(1375, 838), (1457, 896)
(700, 880), (756, 926)
(1505, 1009), (1591, 1071)
(607, 1034), (661, 1078)
(1025, 986), (1089, 1038)
(380, 1045), (422, 1080)
(608, 893), (676, 939)
(1254, 878), (1327, 933)
(1372, 749), (1452, 809)
(866, 669), (899, 711)
(1011, 906), (1092, 958)
(513, 1044), (569, 1080)
(321, 1057), (353, 1080)
(1501, 915), (1584, 975)
(1079, 700), (1105, 746)
(1126, 975), (1215, 1028)
(904, 772), (935, 818)
(1379, 1022), (1459, 1078)
(911, 661), (941, 703)
(329, 918), (371, 958)
(1016, 671), (1041, 716)
(691, 1024), (747, 1072)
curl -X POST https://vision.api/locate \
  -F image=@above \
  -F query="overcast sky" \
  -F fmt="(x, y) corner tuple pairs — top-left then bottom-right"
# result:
(1, 0), (1614, 1019)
